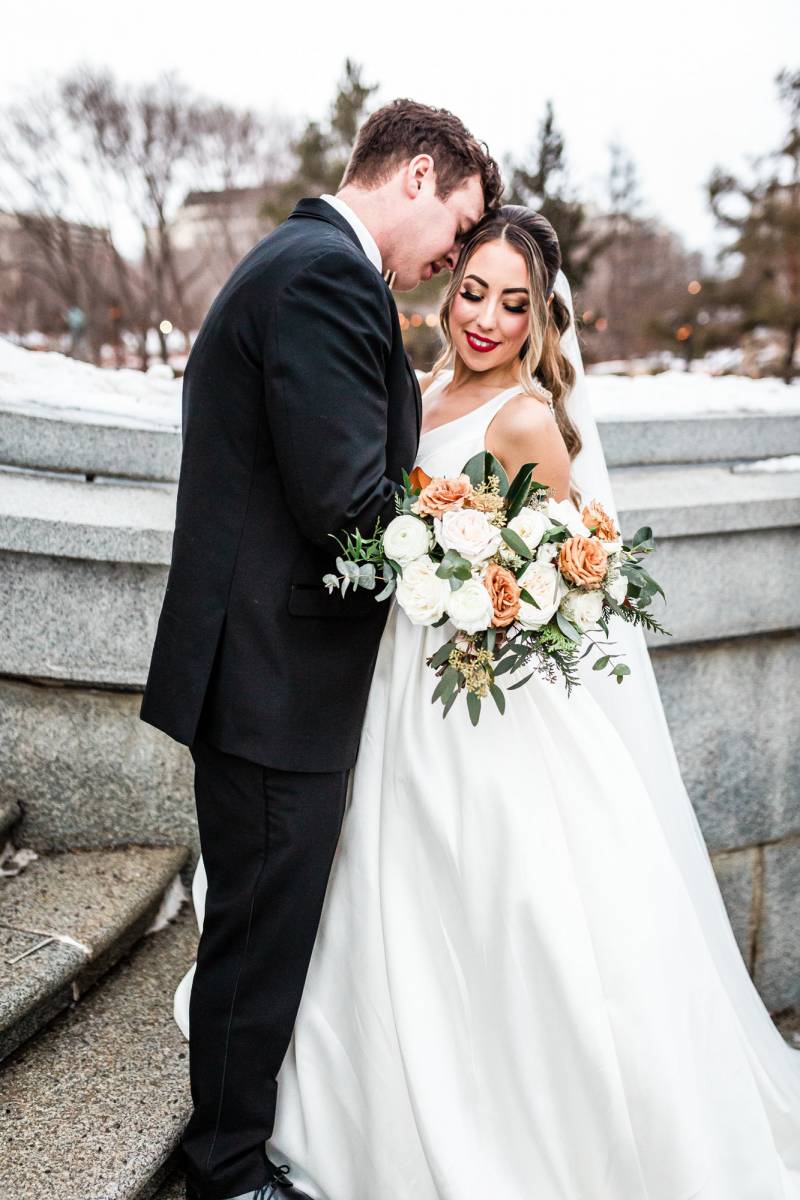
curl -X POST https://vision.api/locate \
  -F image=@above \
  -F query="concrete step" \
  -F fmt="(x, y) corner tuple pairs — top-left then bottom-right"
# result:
(0, 795), (21, 842)
(0, 844), (187, 1063)
(0, 905), (196, 1200)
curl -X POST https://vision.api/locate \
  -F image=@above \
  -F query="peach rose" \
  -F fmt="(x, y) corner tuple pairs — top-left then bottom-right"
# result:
(416, 473), (474, 516)
(581, 499), (618, 543)
(558, 535), (608, 589)
(483, 562), (521, 628)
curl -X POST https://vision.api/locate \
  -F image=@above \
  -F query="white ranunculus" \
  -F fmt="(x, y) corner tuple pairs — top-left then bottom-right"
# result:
(605, 572), (628, 604)
(517, 560), (567, 628)
(507, 507), (550, 552)
(445, 577), (494, 634)
(435, 508), (501, 566)
(560, 588), (604, 632)
(395, 556), (450, 626)
(601, 537), (623, 556)
(547, 496), (591, 538)
(383, 514), (431, 566)
(536, 541), (559, 564)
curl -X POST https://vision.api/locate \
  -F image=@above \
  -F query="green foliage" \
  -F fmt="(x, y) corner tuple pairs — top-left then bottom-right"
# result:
(261, 60), (378, 225)
(706, 67), (800, 383)
(506, 100), (608, 288)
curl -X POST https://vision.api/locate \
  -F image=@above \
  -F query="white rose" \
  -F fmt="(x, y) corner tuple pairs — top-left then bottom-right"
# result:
(560, 588), (604, 632)
(435, 508), (501, 566)
(383, 514), (431, 566)
(605, 572), (628, 604)
(536, 541), (559, 564)
(517, 560), (567, 628)
(395, 556), (450, 626)
(547, 496), (591, 537)
(445, 577), (494, 634)
(507, 508), (549, 552)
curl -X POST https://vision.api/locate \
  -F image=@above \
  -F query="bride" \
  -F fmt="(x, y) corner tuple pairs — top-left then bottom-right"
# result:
(176, 206), (800, 1198)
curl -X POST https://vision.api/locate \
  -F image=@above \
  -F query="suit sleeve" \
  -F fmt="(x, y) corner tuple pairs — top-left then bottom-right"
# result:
(263, 249), (402, 551)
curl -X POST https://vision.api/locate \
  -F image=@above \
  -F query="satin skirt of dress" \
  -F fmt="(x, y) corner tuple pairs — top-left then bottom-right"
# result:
(248, 600), (800, 1200)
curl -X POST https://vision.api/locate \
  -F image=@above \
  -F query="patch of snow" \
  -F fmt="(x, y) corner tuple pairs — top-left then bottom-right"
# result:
(0, 840), (38, 877)
(3, 338), (800, 430)
(145, 872), (189, 934)
(0, 337), (181, 430)
(731, 455), (800, 474)
(588, 371), (800, 420)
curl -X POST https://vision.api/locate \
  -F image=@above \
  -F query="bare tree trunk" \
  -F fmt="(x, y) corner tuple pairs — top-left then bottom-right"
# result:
(783, 324), (798, 384)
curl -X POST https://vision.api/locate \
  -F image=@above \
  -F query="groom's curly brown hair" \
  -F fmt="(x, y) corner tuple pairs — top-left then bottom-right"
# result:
(341, 99), (503, 213)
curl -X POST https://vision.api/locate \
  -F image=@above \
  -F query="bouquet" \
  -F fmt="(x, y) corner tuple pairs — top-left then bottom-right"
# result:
(323, 453), (670, 723)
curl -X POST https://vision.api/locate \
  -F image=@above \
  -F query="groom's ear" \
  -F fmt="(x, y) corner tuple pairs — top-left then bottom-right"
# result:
(405, 153), (436, 197)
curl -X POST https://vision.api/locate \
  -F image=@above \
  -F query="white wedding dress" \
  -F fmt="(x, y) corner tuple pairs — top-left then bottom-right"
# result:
(175, 284), (800, 1199)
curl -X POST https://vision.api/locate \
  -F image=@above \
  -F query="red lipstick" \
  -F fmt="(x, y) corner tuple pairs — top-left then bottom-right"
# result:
(465, 331), (500, 353)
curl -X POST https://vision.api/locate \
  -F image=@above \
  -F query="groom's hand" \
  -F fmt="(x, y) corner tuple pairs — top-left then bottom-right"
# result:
(263, 250), (403, 553)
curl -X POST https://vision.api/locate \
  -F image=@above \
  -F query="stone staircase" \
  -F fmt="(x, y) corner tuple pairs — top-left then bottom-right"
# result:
(0, 804), (195, 1199)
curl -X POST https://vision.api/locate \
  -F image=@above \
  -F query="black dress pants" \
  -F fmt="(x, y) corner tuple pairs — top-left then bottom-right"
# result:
(182, 737), (349, 1199)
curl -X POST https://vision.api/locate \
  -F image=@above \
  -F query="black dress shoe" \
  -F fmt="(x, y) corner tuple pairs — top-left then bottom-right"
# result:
(185, 1161), (312, 1200)
(260, 1162), (313, 1198)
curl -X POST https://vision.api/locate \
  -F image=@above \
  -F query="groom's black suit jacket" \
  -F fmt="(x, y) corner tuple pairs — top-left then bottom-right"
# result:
(140, 199), (421, 772)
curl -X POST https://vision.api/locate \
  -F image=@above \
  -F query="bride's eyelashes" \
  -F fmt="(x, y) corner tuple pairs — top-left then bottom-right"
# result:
(459, 288), (528, 315)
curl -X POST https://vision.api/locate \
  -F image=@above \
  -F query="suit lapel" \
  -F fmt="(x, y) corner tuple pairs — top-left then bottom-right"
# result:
(290, 198), (422, 443)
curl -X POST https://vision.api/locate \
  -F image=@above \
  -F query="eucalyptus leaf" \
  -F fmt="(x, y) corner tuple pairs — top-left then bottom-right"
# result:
(501, 528), (534, 560)
(492, 657), (517, 677)
(592, 655), (610, 670)
(519, 587), (541, 609)
(374, 576), (396, 602)
(508, 672), (534, 691)
(556, 610), (582, 643)
(430, 641), (455, 669)
(466, 690), (481, 726)
(490, 683), (506, 714)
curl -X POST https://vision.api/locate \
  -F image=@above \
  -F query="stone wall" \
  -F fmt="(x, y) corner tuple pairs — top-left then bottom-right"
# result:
(0, 390), (798, 1009)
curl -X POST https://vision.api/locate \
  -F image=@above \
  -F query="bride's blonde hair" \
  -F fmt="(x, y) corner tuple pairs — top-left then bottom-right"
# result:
(431, 205), (584, 507)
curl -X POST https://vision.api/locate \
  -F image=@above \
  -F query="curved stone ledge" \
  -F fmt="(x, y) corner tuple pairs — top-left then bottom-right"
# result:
(0, 469), (175, 564)
(600, 411), (800, 468)
(1, 459), (798, 685)
(0, 406), (180, 483)
(0, 550), (165, 685)
(650, 629), (800, 852)
(0, 677), (196, 854)
(2, 400), (799, 481)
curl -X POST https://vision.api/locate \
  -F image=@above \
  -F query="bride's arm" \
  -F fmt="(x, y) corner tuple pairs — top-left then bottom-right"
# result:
(485, 395), (571, 501)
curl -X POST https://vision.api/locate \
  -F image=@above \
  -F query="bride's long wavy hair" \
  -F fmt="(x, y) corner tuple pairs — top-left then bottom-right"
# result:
(431, 205), (584, 506)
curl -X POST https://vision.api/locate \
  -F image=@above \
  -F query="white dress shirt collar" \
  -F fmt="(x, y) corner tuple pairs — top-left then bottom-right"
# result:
(320, 193), (383, 274)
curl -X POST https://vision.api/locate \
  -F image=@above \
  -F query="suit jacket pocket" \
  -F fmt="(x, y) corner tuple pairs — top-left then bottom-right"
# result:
(288, 582), (384, 620)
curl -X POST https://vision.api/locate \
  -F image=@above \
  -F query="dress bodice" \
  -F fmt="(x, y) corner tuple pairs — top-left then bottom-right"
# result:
(415, 369), (554, 478)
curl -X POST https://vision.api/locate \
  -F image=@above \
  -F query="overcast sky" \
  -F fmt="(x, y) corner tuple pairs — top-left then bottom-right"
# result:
(4, 0), (798, 260)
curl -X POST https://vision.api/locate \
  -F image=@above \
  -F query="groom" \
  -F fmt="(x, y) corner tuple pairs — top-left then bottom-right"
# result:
(141, 99), (501, 1200)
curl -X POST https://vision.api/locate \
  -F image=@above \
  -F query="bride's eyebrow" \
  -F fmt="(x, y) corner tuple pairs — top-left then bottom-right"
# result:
(464, 273), (529, 296)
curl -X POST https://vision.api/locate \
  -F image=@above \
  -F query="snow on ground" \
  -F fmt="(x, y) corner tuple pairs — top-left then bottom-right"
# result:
(2, 336), (800, 429)
(0, 337), (181, 430)
(730, 454), (800, 473)
(588, 371), (800, 420)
